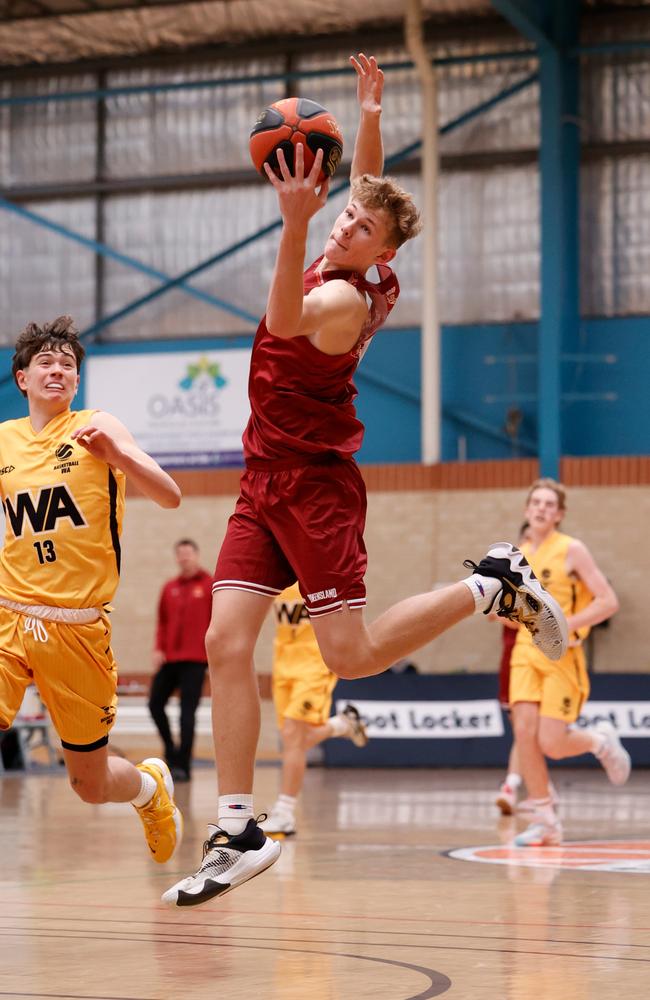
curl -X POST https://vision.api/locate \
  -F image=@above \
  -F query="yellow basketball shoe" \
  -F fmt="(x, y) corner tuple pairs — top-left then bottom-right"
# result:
(133, 757), (184, 864)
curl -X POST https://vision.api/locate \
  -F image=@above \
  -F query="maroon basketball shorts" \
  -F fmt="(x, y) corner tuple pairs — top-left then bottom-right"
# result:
(214, 458), (367, 617)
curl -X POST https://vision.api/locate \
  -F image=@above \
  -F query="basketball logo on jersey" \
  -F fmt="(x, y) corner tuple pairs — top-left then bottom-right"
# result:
(54, 442), (80, 475)
(100, 704), (116, 726)
(5, 484), (87, 537)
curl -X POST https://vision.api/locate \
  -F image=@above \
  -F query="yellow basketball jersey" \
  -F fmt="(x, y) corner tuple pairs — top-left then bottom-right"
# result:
(273, 582), (319, 651)
(273, 581), (325, 664)
(514, 530), (593, 650)
(0, 409), (126, 608)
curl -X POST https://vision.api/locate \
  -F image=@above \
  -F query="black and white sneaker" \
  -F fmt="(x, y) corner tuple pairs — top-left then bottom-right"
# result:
(161, 817), (281, 908)
(464, 542), (568, 660)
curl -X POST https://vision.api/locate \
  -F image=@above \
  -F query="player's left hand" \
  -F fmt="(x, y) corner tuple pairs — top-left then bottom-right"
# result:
(264, 144), (329, 225)
(72, 424), (123, 465)
(351, 53), (384, 115)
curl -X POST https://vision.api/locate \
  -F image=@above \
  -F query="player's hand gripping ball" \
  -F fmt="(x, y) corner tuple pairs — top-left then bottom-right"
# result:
(250, 97), (343, 184)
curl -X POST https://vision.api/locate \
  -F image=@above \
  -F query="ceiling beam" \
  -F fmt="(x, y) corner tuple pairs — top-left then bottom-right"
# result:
(0, 14), (516, 77)
(490, 0), (550, 47)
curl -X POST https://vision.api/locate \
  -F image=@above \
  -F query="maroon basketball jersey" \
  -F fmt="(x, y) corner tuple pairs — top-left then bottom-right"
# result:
(243, 257), (399, 468)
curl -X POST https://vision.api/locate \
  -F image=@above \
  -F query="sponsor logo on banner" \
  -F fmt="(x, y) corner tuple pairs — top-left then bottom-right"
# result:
(575, 702), (650, 738)
(149, 356), (228, 418)
(85, 350), (251, 468)
(335, 699), (650, 740)
(335, 699), (504, 739)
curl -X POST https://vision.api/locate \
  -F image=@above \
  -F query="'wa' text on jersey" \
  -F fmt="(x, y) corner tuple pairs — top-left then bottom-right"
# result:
(0, 409), (126, 608)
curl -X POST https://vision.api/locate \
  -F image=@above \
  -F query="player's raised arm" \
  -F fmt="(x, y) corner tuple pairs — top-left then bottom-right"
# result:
(264, 144), (329, 339)
(350, 53), (384, 180)
(72, 411), (181, 509)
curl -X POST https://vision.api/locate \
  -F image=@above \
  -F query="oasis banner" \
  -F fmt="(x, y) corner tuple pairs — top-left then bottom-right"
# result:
(85, 349), (251, 467)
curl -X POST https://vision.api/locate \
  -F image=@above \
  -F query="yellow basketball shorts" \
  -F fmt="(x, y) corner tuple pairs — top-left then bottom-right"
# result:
(0, 608), (118, 751)
(272, 645), (338, 728)
(509, 644), (590, 723)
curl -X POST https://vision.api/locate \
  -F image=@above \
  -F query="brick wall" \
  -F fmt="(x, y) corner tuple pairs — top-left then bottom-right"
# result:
(112, 459), (650, 681)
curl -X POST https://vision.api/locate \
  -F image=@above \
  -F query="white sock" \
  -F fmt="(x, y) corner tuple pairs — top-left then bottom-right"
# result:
(592, 731), (607, 756)
(506, 772), (522, 789)
(461, 574), (502, 613)
(131, 771), (157, 808)
(328, 714), (351, 737)
(218, 793), (254, 835)
(531, 797), (556, 825)
(275, 793), (297, 816)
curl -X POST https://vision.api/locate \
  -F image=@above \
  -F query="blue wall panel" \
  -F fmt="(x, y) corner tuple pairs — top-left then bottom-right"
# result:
(562, 317), (650, 457)
(355, 327), (420, 464)
(442, 322), (538, 461)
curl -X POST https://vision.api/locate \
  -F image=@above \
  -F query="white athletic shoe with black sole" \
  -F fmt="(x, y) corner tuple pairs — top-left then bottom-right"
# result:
(161, 818), (281, 908)
(464, 542), (568, 661)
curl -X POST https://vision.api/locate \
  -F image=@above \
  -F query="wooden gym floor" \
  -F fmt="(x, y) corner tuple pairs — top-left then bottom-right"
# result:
(0, 763), (649, 999)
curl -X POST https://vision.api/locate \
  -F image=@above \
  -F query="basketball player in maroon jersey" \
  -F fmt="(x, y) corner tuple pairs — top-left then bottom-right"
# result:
(164, 54), (568, 907)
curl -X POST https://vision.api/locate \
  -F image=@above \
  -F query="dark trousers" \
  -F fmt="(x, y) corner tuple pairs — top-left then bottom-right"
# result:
(148, 660), (207, 774)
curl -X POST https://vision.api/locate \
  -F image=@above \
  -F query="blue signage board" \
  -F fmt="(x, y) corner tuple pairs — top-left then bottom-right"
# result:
(324, 674), (650, 768)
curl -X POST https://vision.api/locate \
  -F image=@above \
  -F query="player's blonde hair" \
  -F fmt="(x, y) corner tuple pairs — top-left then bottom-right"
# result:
(526, 477), (567, 512)
(351, 174), (422, 249)
(12, 315), (85, 398)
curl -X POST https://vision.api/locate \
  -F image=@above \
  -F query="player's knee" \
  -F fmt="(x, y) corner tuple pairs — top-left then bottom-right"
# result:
(538, 732), (563, 759)
(204, 623), (221, 662)
(205, 625), (250, 672)
(281, 718), (305, 747)
(69, 773), (109, 804)
(512, 714), (536, 745)
(321, 651), (358, 680)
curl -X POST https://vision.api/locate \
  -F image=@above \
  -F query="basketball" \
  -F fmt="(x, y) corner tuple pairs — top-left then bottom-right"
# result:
(249, 97), (343, 183)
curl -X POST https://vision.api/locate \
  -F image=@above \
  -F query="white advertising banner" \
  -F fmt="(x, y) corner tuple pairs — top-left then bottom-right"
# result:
(336, 699), (650, 740)
(574, 702), (650, 738)
(85, 349), (251, 467)
(335, 699), (505, 739)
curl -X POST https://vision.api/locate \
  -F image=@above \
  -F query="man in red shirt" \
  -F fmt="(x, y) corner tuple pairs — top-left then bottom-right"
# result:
(163, 54), (567, 908)
(149, 539), (213, 782)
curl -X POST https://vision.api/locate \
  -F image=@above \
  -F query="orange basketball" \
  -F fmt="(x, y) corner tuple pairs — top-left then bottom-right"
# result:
(250, 97), (343, 184)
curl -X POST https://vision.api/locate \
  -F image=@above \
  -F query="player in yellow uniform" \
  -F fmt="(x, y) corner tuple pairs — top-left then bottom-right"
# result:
(510, 478), (627, 847)
(260, 583), (368, 836)
(0, 316), (184, 865)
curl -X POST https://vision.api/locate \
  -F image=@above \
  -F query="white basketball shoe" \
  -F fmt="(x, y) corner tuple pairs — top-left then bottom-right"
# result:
(162, 818), (281, 907)
(594, 721), (631, 785)
(464, 542), (568, 660)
